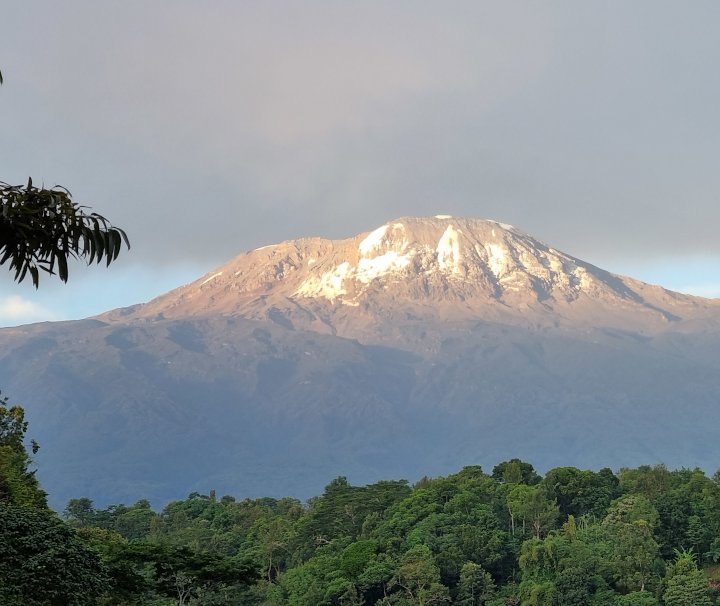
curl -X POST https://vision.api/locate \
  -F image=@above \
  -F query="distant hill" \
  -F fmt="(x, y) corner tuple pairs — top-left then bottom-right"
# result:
(1, 216), (719, 507)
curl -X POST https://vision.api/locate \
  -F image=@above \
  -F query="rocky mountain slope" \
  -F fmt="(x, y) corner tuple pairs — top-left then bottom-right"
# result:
(1, 216), (719, 507)
(108, 216), (716, 338)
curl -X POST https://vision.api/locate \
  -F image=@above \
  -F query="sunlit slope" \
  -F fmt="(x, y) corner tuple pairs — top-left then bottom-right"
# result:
(1, 216), (719, 507)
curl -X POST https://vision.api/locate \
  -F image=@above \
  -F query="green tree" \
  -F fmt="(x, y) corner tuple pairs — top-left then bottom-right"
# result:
(457, 562), (495, 606)
(518, 526), (614, 606)
(614, 592), (657, 605)
(64, 497), (97, 527)
(0, 393), (108, 605)
(341, 540), (379, 581)
(113, 542), (258, 605)
(601, 494), (661, 594)
(661, 550), (711, 606)
(0, 393), (45, 507)
(0, 504), (106, 605)
(685, 515), (711, 564)
(75, 526), (150, 603)
(278, 551), (337, 606)
(492, 460), (541, 486)
(610, 521), (660, 593)
(249, 513), (296, 581)
(603, 495), (659, 531)
(114, 499), (158, 540)
(554, 566), (592, 606)
(543, 467), (617, 520)
(618, 465), (671, 502)
(357, 552), (397, 604)
(520, 580), (555, 606)
(389, 545), (450, 606)
(507, 485), (558, 540)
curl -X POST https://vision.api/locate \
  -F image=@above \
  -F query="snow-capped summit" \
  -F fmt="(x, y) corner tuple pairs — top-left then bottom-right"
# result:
(109, 216), (718, 339)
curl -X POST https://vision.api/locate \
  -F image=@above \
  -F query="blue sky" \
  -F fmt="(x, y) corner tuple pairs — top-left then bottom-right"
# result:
(1, 1), (719, 326)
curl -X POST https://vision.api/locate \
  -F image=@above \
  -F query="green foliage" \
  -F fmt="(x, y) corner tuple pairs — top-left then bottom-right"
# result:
(543, 467), (618, 520)
(101, 541), (258, 604)
(0, 504), (106, 605)
(296, 477), (411, 556)
(249, 510), (297, 581)
(389, 544), (450, 605)
(30, 461), (720, 605)
(618, 465), (672, 501)
(609, 521), (660, 593)
(603, 495), (659, 531)
(0, 394), (46, 507)
(492, 460), (541, 486)
(457, 562), (495, 605)
(521, 579), (555, 606)
(65, 497), (97, 526)
(342, 539), (379, 580)
(0, 179), (129, 287)
(114, 499), (159, 539)
(506, 485), (558, 540)
(613, 592), (657, 606)
(661, 550), (712, 606)
(554, 566), (592, 606)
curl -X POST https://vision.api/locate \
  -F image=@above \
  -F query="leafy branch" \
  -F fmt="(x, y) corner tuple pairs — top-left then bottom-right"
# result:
(0, 179), (130, 287)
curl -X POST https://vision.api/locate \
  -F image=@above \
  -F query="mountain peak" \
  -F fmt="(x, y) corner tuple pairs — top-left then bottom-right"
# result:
(293, 216), (531, 303)
(104, 216), (718, 335)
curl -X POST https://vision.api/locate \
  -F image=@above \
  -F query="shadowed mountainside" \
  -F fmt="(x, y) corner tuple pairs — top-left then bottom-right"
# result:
(1, 216), (719, 507)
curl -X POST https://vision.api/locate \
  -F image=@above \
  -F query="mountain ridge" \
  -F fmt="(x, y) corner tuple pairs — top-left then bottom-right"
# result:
(99, 215), (718, 343)
(2, 215), (720, 507)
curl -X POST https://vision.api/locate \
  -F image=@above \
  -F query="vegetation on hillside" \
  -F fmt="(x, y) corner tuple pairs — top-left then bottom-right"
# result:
(2, 389), (720, 605)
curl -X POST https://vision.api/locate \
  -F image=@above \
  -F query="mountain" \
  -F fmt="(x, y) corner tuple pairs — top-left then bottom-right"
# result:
(104, 216), (716, 337)
(2, 216), (719, 508)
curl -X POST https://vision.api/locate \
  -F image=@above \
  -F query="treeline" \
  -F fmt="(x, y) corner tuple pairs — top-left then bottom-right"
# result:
(3, 396), (720, 605)
(60, 463), (720, 606)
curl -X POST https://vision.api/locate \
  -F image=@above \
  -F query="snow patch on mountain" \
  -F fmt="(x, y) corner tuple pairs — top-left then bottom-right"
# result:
(359, 225), (389, 255)
(295, 262), (351, 301)
(356, 251), (413, 283)
(484, 243), (510, 278)
(488, 219), (515, 231)
(200, 271), (224, 286)
(436, 225), (463, 274)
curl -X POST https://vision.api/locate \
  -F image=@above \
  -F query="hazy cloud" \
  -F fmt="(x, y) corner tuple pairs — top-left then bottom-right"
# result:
(0, 296), (56, 326)
(1, 1), (719, 320)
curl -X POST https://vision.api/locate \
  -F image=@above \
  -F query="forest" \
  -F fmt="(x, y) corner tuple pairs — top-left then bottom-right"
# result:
(2, 394), (720, 606)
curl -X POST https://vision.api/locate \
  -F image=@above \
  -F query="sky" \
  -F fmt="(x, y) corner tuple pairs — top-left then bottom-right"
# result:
(1, 1), (720, 326)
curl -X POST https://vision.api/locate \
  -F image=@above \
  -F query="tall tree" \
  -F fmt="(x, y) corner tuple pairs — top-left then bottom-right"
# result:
(389, 545), (450, 606)
(492, 459), (540, 486)
(507, 485), (558, 540)
(610, 521), (660, 593)
(456, 562), (495, 606)
(662, 550), (712, 606)
(0, 505), (106, 605)
(0, 392), (45, 507)
(0, 392), (107, 605)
